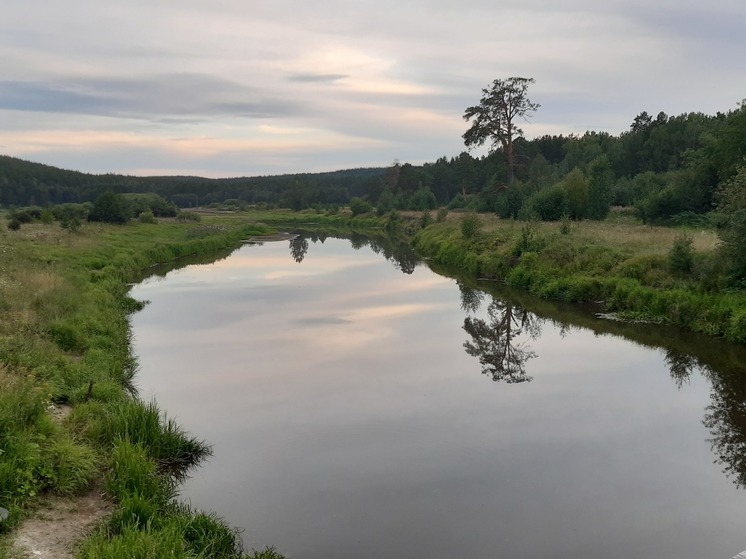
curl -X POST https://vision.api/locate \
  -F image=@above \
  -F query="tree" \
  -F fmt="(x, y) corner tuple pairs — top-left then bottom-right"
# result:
(463, 77), (540, 184)
(88, 191), (130, 224)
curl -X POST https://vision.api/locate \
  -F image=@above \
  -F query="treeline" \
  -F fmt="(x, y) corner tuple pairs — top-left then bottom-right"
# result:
(0, 158), (384, 210)
(1, 101), (744, 224)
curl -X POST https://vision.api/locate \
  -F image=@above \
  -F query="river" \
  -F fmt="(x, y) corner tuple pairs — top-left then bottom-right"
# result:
(130, 233), (746, 559)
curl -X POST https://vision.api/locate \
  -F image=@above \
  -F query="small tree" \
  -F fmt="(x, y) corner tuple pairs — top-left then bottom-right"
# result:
(88, 191), (130, 224)
(668, 233), (694, 275)
(460, 212), (482, 239)
(349, 197), (372, 217)
(463, 77), (540, 184)
(563, 168), (589, 220)
(717, 166), (746, 283)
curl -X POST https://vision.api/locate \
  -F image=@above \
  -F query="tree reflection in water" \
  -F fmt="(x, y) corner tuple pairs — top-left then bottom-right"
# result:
(703, 369), (746, 488)
(289, 234), (310, 263)
(460, 284), (541, 384)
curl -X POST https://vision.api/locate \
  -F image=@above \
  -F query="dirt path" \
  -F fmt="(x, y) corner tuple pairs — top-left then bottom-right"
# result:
(9, 490), (112, 559)
(7, 405), (112, 559)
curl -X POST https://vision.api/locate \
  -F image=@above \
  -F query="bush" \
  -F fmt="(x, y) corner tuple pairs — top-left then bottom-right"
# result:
(526, 184), (567, 221)
(668, 233), (694, 275)
(175, 211), (201, 222)
(138, 210), (156, 224)
(89, 192), (131, 224)
(436, 208), (448, 222)
(419, 211), (433, 229)
(349, 197), (372, 217)
(460, 212), (482, 239)
(7, 218), (21, 231)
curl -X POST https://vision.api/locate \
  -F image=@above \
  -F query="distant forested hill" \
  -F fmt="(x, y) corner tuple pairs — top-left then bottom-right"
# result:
(2, 100), (744, 221)
(0, 155), (386, 209)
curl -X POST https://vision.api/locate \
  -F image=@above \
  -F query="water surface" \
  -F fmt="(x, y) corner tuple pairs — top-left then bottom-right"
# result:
(131, 234), (746, 559)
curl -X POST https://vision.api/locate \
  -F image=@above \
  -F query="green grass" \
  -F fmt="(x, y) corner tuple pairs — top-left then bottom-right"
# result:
(413, 214), (746, 341)
(0, 211), (287, 557)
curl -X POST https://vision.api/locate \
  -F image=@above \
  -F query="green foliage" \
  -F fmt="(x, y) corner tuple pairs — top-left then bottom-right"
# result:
(463, 77), (540, 183)
(7, 218), (20, 231)
(526, 184), (566, 221)
(46, 321), (87, 353)
(560, 214), (572, 235)
(96, 400), (212, 480)
(104, 438), (171, 503)
(175, 210), (201, 222)
(586, 155), (613, 219)
(419, 211), (433, 229)
(668, 234), (694, 275)
(436, 207), (448, 222)
(89, 191), (131, 224)
(385, 210), (402, 236)
(460, 212), (482, 239)
(562, 168), (589, 220)
(349, 197), (372, 217)
(46, 436), (99, 495)
(716, 166), (746, 283)
(138, 210), (156, 224)
(174, 506), (243, 559)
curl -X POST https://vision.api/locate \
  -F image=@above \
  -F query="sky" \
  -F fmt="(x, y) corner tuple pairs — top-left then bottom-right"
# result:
(1, 0), (744, 178)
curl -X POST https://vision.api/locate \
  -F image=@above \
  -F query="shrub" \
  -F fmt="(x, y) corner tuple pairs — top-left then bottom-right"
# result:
(175, 211), (201, 222)
(349, 197), (372, 217)
(89, 192), (131, 224)
(460, 212), (482, 239)
(668, 233), (694, 275)
(526, 184), (567, 221)
(7, 218), (21, 231)
(436, 207), (448, 222)
(419, 211), (433, 229)
(138, 210), (156, 224)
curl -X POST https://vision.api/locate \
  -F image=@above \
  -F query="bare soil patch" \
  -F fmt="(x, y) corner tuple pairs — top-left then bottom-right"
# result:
(9, 490), (112, 559)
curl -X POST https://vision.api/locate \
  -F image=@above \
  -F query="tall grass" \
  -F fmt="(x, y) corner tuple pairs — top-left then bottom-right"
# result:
(96, 400), (212, 480)
(413, 215), (746, 341)
(0, 215), (286, 557)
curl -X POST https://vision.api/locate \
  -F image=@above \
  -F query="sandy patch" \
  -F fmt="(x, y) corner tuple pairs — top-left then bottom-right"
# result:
(10, 490), (112, 559)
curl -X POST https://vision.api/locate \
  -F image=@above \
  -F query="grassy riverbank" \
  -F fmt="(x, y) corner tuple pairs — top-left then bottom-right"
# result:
(2, 205), (745, 557)
(0, 212), (288, 558)
(413, 211), (746, 342)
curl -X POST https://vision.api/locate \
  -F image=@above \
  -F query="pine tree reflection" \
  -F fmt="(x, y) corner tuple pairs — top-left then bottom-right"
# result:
(703, 370), (746, 488)
(457, 280), (484, 314)
(289, 235), (309, 263)
(664, 348), (699, 389)
(463, 297), (541, 383)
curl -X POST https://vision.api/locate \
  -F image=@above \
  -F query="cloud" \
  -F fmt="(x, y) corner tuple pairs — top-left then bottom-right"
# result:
(287, 73), (349, 83)
(1, 0), (745, 175)
(0, 74), (302, 121)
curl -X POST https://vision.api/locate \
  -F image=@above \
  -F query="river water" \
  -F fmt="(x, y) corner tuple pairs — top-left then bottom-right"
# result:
(130, 233), (746, 559)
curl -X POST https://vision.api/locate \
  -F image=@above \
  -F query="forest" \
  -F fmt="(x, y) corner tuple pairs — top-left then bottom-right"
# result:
(1, 100), (745, 228)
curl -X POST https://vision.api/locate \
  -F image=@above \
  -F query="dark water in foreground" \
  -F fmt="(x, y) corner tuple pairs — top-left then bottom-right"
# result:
(130, 234), (746, 559)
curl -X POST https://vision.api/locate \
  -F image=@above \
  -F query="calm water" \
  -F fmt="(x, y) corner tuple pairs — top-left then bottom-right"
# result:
(130, 234), (746, 559)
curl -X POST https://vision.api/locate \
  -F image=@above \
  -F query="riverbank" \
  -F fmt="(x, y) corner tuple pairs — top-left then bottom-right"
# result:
(0, 212), (286, 558)
(2, 206), (745, 557)
(412, 211), (746, 342)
